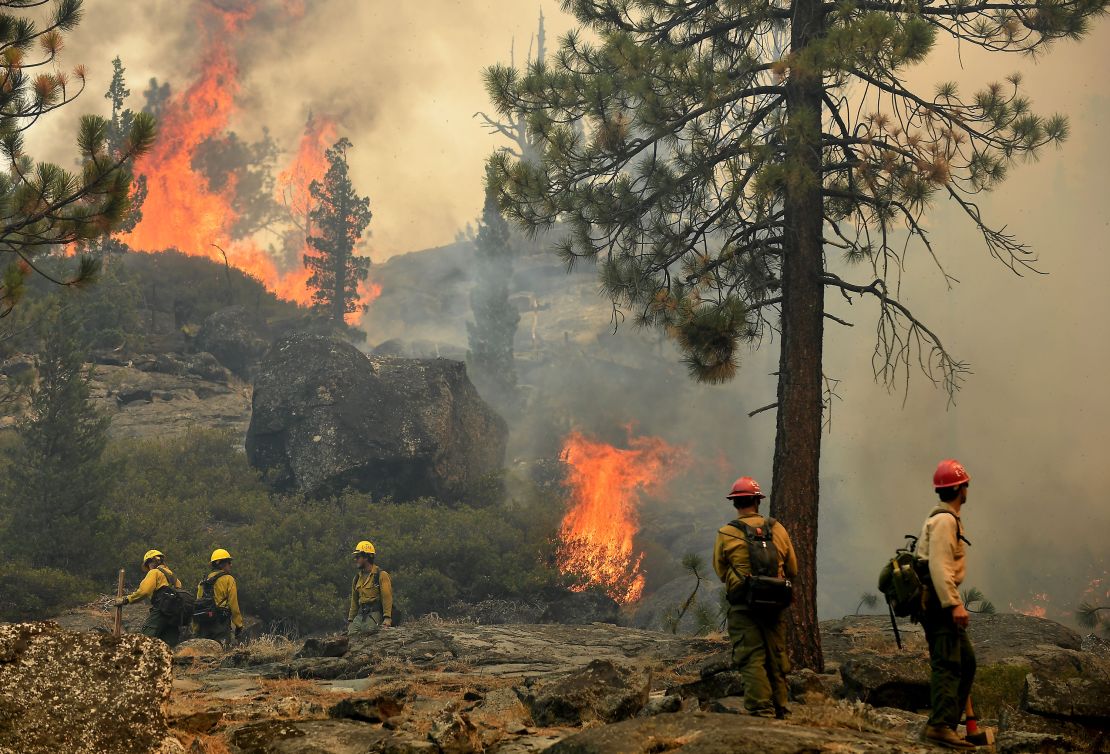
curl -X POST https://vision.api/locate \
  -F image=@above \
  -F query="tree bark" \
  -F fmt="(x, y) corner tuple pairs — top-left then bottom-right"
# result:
(770, 0), (826, 672)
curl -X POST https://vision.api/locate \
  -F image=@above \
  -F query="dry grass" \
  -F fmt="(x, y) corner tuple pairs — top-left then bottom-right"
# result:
(236, 634), (300, 664)
(258, 677), (325, 695)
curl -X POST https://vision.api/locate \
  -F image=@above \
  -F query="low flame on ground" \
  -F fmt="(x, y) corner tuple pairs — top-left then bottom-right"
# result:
(557, 430), (687, 604)
(121, 2), (375, 318)
(1010, 591), (1050, 619)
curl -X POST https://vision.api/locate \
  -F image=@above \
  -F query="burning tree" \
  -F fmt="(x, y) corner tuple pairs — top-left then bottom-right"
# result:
(0, 1), (155, 315)
(485, 0), (1106, 668)
(304, 137), (372, 324)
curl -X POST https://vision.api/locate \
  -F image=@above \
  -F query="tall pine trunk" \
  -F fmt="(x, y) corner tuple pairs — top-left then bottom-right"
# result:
(770, 0), (826, 672)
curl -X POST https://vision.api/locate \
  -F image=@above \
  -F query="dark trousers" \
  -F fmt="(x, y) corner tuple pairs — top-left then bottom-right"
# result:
(140, 607), (181, 647)
(921, 606), (976, 728)
(726, 605), (790, 715)
(195, 620), (231, 644)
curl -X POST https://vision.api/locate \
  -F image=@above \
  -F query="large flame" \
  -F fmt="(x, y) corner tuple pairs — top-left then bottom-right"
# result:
(121, 2), (375, 318)
(557, 430), (687, 604)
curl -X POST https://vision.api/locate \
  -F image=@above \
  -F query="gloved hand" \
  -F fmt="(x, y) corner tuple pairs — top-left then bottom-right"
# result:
(382, 617), (393, 628)
(234, 626), (243, 641)
(112, 597), (128, 607)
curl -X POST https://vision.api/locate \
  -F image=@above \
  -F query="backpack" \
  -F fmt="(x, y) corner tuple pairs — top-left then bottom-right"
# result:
(193, 573), (232, 627)
(152, 566), (197, 627)
(877, 508), (971, 646)
(723, 517), (794, 612)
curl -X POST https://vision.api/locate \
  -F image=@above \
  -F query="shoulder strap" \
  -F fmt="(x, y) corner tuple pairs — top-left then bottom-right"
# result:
(155, 565), (175, 586)
(929, 508), (971, 546)
(201, 572), (229, 592)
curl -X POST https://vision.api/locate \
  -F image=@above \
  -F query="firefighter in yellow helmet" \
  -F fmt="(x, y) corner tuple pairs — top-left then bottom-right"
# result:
(193, 548), (244, 646)
(347, 540), (393, 635)
(112, 549), (185, 647)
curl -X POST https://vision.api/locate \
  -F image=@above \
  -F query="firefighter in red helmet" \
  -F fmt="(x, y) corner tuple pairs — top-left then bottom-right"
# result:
(712, 476), (798, 718)
(917, 459), (978, 750)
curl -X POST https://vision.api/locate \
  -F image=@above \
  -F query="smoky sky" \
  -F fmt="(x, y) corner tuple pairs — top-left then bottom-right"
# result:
(25, 1), (1110, 619)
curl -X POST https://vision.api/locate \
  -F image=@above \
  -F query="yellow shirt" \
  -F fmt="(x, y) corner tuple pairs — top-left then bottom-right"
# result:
(713, 513), (799, 595)
(347, 565), (393, 621)
(195, 570), (244, 629)
(916, 503), (967, 608)
(125, 566), (181, 604)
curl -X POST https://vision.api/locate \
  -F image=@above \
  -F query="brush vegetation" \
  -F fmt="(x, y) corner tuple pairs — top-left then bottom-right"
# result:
(0, 429), (568, 630)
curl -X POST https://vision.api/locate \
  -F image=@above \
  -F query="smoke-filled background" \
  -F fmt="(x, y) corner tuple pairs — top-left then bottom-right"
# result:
(28, 0), (1110, 622)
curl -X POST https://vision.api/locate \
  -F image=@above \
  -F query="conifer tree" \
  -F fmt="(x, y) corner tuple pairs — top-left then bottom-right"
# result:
(0, 2), (155, 314)
(467, 180), (521, 412)
(2, 303), (111, 567)
(485, 0), (1106, 667)
(304, 138), (372, 324)
(88, 56), (148, 260)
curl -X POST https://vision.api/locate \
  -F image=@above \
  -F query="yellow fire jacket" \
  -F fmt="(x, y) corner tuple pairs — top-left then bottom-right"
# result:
(124, 566), (181, 604)
(916, 503), (967, 608)
(713, 513), (799, 595)
(347, 565), (393, 622)
(195, 571), (244, 629)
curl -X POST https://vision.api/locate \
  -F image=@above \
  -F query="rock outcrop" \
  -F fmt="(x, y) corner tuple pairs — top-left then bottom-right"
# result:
(0, 622), (177, 754)
(521, 659), (651, 726)
(246, 333), (507, 500)
(545, 711), (939, 754)
(195, 306), (270, 379)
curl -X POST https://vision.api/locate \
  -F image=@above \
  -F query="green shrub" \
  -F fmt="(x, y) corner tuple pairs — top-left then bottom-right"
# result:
(1, 430), (569, 633)
(0, 562), (97, 622)
(973, 664), (1031, 720)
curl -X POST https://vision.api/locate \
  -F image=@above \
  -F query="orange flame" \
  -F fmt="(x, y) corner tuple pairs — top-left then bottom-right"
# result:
(276, 114), (338, 224)
(557, 430), (687, 604)
(119, 3), (362, 312)
(1010, 591), (1050, 618)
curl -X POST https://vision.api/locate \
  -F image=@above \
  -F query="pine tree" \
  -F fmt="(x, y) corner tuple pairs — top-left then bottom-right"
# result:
(304, 138), (372, 324)
(89, 56), (148, 260)
(0, 3), (155, 314)
(485, 0), (1106, 668)
(467, 181), (521, 411)
(2, 303), (111, 567)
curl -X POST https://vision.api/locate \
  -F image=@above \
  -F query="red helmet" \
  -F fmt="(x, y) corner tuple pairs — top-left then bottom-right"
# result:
(726, 476), (765, 500)
(933, 459), (970, 489)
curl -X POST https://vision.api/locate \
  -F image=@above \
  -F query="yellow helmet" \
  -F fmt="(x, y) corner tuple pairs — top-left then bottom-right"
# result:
(352, 540), (375, 557)
(142, 549), (163, 567)
(210, 548), (232, 564)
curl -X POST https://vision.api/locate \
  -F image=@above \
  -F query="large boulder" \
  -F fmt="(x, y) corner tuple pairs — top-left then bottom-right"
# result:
(246, 333), (507, 500)
(0, 622), (177, 754)
(521, 659), (651, 726)
(839, 654), (931, 711)
(195, 305), (269, 378)
(1022, 648), (1110, 723)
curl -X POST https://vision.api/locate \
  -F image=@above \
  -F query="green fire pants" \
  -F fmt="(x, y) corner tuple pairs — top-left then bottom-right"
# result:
(347, 606), (383, 636)
(726, 605), (790, 716)
(140, 607), (181, 647)
(921, 606), (977, 729)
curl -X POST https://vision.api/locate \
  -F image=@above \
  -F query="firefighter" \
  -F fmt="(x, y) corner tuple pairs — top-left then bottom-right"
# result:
(917, 459), (978, 750)
(347, 540), (393, 635)
(113, 549), (184, 647)
(193, 548), (244, 646)
(712, 476), (798, 718)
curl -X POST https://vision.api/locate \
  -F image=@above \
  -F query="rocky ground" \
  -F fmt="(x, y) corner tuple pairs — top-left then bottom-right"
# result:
(3, 612), (1107, 754)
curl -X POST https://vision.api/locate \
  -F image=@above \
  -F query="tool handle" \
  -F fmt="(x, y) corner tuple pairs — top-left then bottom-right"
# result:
(114, 569), (125, 637)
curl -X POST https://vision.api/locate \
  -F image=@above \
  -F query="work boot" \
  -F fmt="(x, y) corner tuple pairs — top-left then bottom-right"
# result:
(774, 705), (791, 720)
(922, 725), (975, 750)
